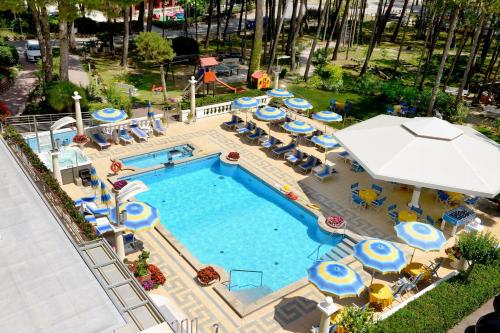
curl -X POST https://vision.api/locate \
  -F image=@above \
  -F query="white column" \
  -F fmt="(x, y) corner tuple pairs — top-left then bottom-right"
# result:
(273, 69), (279, 89)
(72, 91), (84, 135)
(317, 297), (339, 333)
(51, 151), (62, 184)
(189, 76), (197, 121)
(409, 186), (422, 208)
(114, 228), (125, 261)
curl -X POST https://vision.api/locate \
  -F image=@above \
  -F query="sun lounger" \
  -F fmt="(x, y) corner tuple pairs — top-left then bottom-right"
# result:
(272, 142), (297, 158)
(305, 130), (323, 145)
(223, 115), (242, 128)
(246, 128), (266, 141)
(83, 202), (110, 216)
(261, 136), (282, 149)
(153, 119), (166, 136)
(285, 149), (305, 165)
(119, 128), (133, 144)
(336, 151), (351, 162)
(90, 132), (111, 150)
(94, 217), (113, 236)
(74, 196), (97, 207)
(314, 164), (338, 182)
(298, 156), (321, 174)
(130, 124), (149, 142)
(236, 121), (255, 134)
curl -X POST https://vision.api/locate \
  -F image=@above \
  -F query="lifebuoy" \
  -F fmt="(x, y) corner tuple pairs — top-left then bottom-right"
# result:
(110, 161), (122, 174)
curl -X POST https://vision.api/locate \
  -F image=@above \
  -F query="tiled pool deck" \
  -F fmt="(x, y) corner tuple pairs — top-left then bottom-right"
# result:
(63, 113), (500, 333)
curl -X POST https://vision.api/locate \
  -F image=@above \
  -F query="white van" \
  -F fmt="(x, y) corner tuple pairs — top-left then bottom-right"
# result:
(25, 40), (41, 62)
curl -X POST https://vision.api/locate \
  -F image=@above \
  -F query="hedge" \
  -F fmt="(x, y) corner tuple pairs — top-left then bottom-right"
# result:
(180, 88), (265, 109)
(2, 126), (96, 241)
(374, 259), (500, 333)
(0, 41), (19, 67)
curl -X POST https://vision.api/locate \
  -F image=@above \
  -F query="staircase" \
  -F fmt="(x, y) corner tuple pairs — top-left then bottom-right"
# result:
(231, 285), (274, 304)
(320, 235), (356, 261)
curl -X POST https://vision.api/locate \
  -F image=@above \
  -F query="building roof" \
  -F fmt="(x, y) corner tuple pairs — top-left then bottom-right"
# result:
(251, 71), (267, 79)
(199, 57), (219, 67)
(0, 140), (127, 332)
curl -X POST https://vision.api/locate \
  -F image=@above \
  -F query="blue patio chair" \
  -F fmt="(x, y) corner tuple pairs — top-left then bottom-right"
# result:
(285, 149), (305, 165)
(371, 196), (387, 210)
(351, 193), (366, 210)
(84, 202), (110, 217)
(223, 114), (242, 128)
(314, 164), (338, 182)
(464, 196), (479, 206)
(336, 151), (350, 163)
(236, 121), (255, 134)
(405, 272), (425, 294)
(386, 106), (395, 115)
(391, 279), (409, 301)
(351, 161), (364, 172)
(261, 136), (282, 149)
(329, 98), (337, 112)
(406, 106), (416, 116)
(426, 215), (436, 226)
(437, 190), (450, 206)
(410, 206), (423, 218)
(350, 182), (359, 194)
(272, 141), (297, 158)
(387, 204), (399, 224)
(298, 156), (321, 174)
(246, 127), (266, 141)
(371, 184), (383, 195)
(424, 258), (444, 279)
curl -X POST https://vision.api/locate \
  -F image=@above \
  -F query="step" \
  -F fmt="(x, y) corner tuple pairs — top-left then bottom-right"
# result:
(231, 285), (274, 304)
(336, 242), (354, 255)
(343, 236), (357, 248)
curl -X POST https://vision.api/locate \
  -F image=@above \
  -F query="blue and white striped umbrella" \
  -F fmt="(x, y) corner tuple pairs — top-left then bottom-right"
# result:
(232, 97), (260, 109)
(395, 222), (446, 261)
(354, 239), (407, 283)
(100, 181), (112, 206)
(283, 120), (315, 134)
(92, 108), (128, 123)
(110, 201), (160, 232)
(308, 261), (365, 298)
(266, 88), (294, 98)
(312, 111), (343, 122)
(311, 135), (341, 149)
(254, 106), (286, 121)
(90, 166), (99, 192)
(284, 98), (313, 110)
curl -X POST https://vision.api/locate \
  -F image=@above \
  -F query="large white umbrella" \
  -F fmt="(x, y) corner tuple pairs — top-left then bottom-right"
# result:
(333, 115), (500, 207)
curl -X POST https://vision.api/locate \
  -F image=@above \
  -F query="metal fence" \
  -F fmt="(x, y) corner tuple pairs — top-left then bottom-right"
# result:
(4, 112), (95, 133)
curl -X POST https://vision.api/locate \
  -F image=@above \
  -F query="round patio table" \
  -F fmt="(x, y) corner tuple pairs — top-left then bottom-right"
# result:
(447, 191), (464, 204)
(359, 188), (377, 204)
(398, 210), (418, 222)
(369, 283), (393, 308)
(403, 262), (431, 281)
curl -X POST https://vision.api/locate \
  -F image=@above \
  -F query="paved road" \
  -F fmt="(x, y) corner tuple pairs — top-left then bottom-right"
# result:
(0, 41), (37, 116)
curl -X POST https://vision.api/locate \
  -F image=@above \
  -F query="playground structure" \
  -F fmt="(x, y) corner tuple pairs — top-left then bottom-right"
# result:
(250, 71), (271, 89)
(183, 57), (246, 97)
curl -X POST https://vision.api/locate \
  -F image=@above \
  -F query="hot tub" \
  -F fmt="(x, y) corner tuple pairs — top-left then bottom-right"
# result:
(37, 147), (92, 185)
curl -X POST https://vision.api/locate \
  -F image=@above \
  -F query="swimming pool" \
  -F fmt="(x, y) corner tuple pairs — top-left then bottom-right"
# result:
(121, 145), (194, 169)
(124, 155), (344, 294)
(25, 129), (77, 152)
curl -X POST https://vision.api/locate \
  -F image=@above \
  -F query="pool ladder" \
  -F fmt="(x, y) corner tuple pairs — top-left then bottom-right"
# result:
(228, 269), (263, 291)
(170, 318), (198, 333)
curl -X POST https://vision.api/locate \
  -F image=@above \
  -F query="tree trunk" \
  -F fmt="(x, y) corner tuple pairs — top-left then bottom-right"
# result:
(484, 43), (499, 82)
(242, 0), (248, 59)
(444, 27), (469, 88)
(359, 0), (384, 76)
(325, 0), (343, 54)
(40, 5), (53, 82)
(216, 0), (222, 50)
(268, 0), (289, 72)
(69, 22), (76, 51)
(456, 12), (486, 103)
(358, 0), (366, 43)
(413, 2), (436, 86)
(286, 0), (298, 53)
(390, 0), (409, 42)
(223, 0), (236, 39)
(138, 1), (145, 31)
(247, 0), (264, 83)
(333, 0), (351, 60)
(478, 19), (495, 71)
(31, 6), (48, 83)
(375, 0), (396, 45)
(59, 16), (69, 81)
(394, 0), (414, 72)
(205, 0), (214, 48)
(419, 5), (445, 89)
(146, 0), (154, 32)
(238, 0), (245, 34)
(160, 64), (168, 102)
(121, 8), (130, 69)
(427, 6), (459, 116)
(304, 0), (330, 80)
(290, 0), (305, 71)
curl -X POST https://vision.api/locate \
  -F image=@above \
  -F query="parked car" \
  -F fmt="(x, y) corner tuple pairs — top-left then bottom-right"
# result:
(25, 40), (41, 62)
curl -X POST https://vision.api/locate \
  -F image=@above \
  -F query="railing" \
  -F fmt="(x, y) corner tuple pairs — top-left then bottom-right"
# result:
(5, 112), (94, 133)
(228, 269), (264, 291)
(192, 95), (270, 120)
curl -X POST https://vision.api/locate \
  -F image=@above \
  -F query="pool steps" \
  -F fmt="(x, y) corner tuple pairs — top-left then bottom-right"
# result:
(320, 236), (356, 261)
(230, 286), (274, 304)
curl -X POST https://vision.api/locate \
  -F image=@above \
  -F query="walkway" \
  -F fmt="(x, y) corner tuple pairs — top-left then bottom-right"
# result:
(69, 53), (90, 88)
(0, 41), (37, 116)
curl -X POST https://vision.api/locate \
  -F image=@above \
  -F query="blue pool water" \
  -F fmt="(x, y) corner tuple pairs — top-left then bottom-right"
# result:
(125, 155), (343, 293)
(25, 129), (77, 152)
(121, 145), (194, 169)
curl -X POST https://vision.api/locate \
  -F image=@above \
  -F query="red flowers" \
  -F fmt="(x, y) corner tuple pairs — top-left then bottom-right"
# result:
(148, 264), (166, 286)
(197, 266), (220, 285)
(72, 134), (88, 145)
(227, 152), (240, 161)
(326, 215), (345, 228)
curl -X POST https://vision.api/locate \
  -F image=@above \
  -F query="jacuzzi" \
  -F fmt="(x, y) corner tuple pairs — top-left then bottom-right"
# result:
(37, 146), (92, 185)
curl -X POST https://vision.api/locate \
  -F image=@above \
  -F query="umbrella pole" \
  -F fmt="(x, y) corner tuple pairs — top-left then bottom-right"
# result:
(410, 248), (416, 263)
(370, 271), (375, 285)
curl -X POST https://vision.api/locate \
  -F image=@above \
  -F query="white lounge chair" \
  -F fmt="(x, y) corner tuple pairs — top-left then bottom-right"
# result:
(313, 164), (338, 182)
(90, 132), (111, 150)
(153, 119), (166, 136)
(130, 123), (148, 142)
(119, 128), (133, 144)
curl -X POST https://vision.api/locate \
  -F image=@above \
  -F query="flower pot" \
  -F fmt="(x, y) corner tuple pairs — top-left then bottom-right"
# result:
(197, 276), (218, 286)
(137, 273), (151, 284)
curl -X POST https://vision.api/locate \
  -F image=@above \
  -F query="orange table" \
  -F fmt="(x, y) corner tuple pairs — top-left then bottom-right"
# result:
(359, 188), (377, 204)
(369, 283), (393, 308)
(447, 191), (464, 204)
(398, 210), (418, 222)
(404, 262), (431, 281)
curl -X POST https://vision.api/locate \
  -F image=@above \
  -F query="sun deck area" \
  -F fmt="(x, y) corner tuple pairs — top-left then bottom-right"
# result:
(58, 111), (500, 332)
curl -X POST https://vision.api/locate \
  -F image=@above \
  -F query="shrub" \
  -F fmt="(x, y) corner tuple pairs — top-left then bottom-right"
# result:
(46, 81), (87, 112)
(0, 42), (19, 67)
(458, 231), (499, 279)
(148, 264), (166, 286)
(311, 64), (343, 91)
(307, 75), (323, 89)
(135, 251), (150, 277)
(312, 47), (329, 66)
(103, 85), (132, 115)
(353, 75), (382, 95)
(337, 305), (376, 333)
(373, 259), (500, 333)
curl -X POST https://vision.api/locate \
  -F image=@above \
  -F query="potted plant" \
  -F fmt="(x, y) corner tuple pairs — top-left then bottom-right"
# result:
(148, 264), (166, 288)
(458, 231), (499, 278)
(72, 134), (88, 148)
(227, 152), (240, 161)
(445, 245), (463, 269)
(336, 305), (375, 333)
(196, 266), (220, 286)
(135, 251), (151, 283)
(326, 215), (344, 229)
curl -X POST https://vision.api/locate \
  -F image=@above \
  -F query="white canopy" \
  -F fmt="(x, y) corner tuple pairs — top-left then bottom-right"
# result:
(334, 115), (500, 204)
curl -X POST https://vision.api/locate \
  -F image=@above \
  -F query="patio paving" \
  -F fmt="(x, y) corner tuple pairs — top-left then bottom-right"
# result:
(62, 112), (500, 332)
